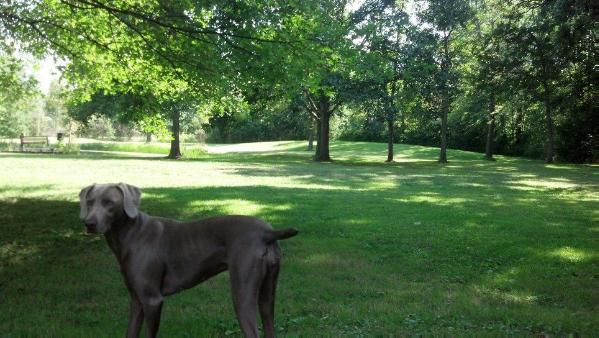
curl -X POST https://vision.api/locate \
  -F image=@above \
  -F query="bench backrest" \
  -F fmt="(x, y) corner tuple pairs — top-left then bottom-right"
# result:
(21, 136), (49, 144)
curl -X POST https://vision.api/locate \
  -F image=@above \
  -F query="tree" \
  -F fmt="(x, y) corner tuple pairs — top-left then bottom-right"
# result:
(350, 0), (410, 162)
(304, 77), (345, 162)
(493, 0), (596, 162)
(457, 0), (507, 160)
(298, 1), (354, 161)
(418, 0), (473, 163)
(202, 94), (249, 143)
(1, 0), (314, 157)
(44, 80), (69, 133)
(0, 46), (40, 137)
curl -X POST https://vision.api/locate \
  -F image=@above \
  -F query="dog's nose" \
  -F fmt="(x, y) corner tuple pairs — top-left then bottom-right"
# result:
(85, 222), (97, 233)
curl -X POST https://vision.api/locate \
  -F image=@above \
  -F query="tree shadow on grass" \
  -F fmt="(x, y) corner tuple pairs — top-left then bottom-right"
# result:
(1, 145), (598, 335)
(0, 181), (597, 335)
(133, 185), (599, 334)
(3, 147), (594, 187)
(0, 195), (242, 336)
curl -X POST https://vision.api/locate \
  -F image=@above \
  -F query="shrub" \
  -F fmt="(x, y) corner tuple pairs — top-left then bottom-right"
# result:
(56, 141), (80, 154)
(81, 115), (115, 139)
(181, 146), (206, 158)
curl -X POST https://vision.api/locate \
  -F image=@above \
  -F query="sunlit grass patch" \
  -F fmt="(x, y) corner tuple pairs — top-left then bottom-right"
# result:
(550, 246), (594, 263)
(510, 178), (581, 189)
(395, 194), (471, 205)
(79, 141), (206, 156)
(0, 242), (41, 266)
(475, 286), (540, 305)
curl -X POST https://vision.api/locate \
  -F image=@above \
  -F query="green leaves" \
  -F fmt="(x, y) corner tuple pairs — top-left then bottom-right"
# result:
(0, 47), (41, 137)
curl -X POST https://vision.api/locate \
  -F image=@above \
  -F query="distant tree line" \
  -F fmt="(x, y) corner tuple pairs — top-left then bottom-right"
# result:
(0, 0), (595, 162)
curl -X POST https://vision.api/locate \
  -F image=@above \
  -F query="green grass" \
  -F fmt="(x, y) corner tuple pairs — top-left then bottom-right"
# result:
(0, 141), (597, 336)
(79, 141), (205, 157)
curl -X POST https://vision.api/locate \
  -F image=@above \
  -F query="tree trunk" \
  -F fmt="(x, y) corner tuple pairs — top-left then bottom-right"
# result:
(146, 133), (152, 143)
(68, 120), (73, 144)
(307, 119), (314, 151)
(387, 76), (397, 162)
(314, 111), (331, 161)
(537, 39), (555, 163)
(313, 92), (332, 162)
(315, 118), (322, 156)
(399, 111), (405, 140)
(514, 108), (521, 143)
(438, 32), (451, 164)
(168, 109), (181, 159)
(439, 103), (448, 163)
(386, 118), (394, 162)
(485, 95), (496, 160)
(543, 80), (555, 163)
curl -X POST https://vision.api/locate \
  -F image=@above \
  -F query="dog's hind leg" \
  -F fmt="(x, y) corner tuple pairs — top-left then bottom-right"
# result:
(258, 246), (280, 338)
(229, 252), (265, 338)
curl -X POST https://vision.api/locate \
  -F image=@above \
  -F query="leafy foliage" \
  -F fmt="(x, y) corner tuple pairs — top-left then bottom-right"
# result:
(0, 48), (40, 137)
(0, 0), (595, 162)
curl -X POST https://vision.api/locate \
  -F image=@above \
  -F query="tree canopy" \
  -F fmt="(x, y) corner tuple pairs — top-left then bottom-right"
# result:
(0, 0), (595, 162)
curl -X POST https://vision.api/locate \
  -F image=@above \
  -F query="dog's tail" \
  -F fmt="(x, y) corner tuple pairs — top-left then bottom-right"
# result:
(263, 227), (299, 243)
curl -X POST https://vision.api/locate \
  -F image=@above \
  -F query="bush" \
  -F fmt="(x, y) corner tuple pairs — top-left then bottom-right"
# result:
(0, 141), (15, 151)
(79, 142), (167, 154)
(113, 122), (137, 140)
(81, 115), (115, 139)
(56, 141), (80, 154)
(180, 133), (204, 144)
(336, 110), (386, 142)
(181, 146), (206, 158)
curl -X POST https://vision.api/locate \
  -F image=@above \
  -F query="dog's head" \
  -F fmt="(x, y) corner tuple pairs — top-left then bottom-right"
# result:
(79, 183), (141, 234)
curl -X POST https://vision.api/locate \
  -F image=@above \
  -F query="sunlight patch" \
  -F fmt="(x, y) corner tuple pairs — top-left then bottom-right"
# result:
(206, 141), (298, 154)
(475, 286), (539, 305)
(550, 246), (593, 263)
(544, 164), (577, 170)
(0, 242), (40, 266)
(392, 155), (436, 163)
(193, 199), (263, 215)
(395, 195), (469, 205)
(190, 199), (291, 216)
(508, 179), (580, 190)
(455, 182), (486, 187)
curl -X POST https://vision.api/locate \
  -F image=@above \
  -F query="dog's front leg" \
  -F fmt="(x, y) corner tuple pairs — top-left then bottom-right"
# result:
(141, 296), (164, 338)
(126, 292), (144, 338)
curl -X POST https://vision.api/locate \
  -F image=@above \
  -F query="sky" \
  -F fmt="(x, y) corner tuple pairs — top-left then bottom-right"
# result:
(31, 55), (61, 94)
(15, 48), (62, 95)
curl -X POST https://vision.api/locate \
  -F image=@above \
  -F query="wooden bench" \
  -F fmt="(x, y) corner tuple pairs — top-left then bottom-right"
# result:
(20, 135), (53, 152)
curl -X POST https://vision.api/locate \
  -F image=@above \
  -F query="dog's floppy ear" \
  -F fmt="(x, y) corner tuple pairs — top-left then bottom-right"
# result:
(117, 183), (141, 219)
(79, 184), (96, 220)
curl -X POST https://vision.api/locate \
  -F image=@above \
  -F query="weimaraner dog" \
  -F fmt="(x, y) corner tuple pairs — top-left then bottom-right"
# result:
(79, 183), (298, 338)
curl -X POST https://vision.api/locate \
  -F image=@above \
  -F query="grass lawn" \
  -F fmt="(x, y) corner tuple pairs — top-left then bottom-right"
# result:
(79, 141), (206, 157)
(0, 141), (597, 336)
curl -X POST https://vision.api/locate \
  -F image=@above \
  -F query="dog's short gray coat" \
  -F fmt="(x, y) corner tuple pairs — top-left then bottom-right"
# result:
(79, 183), (298, 338)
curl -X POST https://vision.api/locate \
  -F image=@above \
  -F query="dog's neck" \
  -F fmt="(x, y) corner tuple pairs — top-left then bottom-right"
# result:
(104, 211), (149, 263)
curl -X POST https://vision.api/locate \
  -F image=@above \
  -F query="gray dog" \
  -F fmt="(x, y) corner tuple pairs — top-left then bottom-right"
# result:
(79, 183), (298, 338)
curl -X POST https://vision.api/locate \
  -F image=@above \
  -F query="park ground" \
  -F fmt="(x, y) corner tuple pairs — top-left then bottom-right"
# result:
(0, 141), (597, 336)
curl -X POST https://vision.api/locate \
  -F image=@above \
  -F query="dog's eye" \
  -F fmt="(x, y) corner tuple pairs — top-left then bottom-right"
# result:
(86, 200), (93, 206)
(103, 200), (114, 207)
